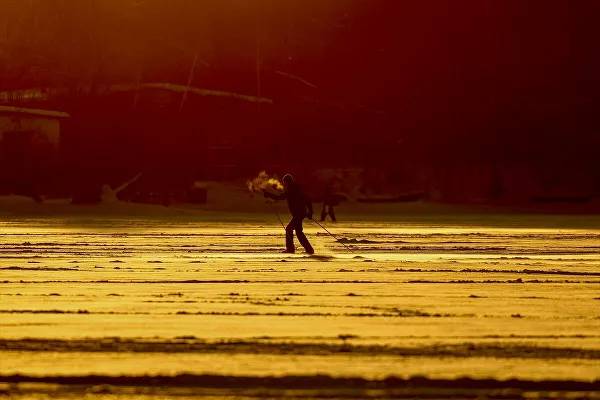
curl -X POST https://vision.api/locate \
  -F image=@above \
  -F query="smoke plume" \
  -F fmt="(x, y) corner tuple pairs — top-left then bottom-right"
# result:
(247, 171), (283, 193)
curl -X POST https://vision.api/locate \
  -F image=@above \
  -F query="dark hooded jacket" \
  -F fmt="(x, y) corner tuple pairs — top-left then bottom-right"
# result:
(265, 182), (313, 218)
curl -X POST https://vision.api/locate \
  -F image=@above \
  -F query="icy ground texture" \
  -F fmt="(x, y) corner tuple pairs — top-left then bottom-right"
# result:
(0, 216), (599, 397)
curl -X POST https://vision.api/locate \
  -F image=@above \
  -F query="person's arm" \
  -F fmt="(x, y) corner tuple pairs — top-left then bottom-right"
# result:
(263, 190), (286, 201)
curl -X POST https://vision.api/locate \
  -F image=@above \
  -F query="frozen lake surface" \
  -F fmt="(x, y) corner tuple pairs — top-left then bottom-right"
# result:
(1, 214), (599, 398)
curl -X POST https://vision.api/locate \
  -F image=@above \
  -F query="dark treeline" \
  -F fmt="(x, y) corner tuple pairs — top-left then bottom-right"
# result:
(0, 1), (599, 204)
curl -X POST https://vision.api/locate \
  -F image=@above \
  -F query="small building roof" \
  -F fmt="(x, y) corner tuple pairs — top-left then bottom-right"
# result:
(0, 105), (70, 119)
(111, 82), (274, 105)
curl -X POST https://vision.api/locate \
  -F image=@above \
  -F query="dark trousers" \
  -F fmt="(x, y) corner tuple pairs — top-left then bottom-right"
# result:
(286, 216), (313, 253)
(320, 204), (336, 222)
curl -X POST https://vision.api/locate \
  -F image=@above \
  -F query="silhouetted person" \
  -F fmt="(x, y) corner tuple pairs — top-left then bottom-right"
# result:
(320, 190), (338, 222)
(264, 174), (314, 254)
(320, 179), (344, 222)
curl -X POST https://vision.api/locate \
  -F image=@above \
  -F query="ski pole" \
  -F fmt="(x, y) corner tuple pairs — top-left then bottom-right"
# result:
(310, 219), (354, 253)
(267, 202), (286, 230)
(274, 210), (285, 230)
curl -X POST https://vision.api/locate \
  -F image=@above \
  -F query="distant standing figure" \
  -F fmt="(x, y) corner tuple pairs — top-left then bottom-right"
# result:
(320, 180), (343, 222)
(264, 174), (314, 254)
(320, 191), (338, 222)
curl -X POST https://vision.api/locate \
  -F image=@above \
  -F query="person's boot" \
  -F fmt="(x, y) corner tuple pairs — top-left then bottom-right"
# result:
(284, 228), (295, 254)
(298, 233), (314, 255)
